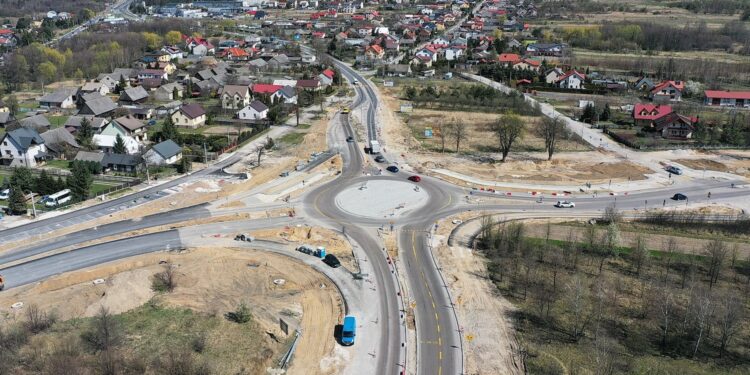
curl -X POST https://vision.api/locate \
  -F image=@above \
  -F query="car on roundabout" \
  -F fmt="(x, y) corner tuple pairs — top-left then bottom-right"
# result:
(672, 193), (688, 201)
(408, 175), (421, 182)
(555, 200), (575, 208)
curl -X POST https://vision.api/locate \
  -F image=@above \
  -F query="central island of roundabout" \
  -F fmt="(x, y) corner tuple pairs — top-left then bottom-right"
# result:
(335, 179), (429, 220)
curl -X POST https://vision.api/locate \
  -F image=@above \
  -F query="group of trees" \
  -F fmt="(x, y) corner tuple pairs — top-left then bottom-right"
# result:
(2, 164), (93, 214)
(560, 21), (750, 54)
(402, 84), (541, 116)
(478, 214), (750, 373)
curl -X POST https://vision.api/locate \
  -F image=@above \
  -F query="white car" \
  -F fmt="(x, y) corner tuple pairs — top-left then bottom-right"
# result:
(0, 189), (9, 200)
(555, 200), (575, 208)
(451, 219), (463, 225)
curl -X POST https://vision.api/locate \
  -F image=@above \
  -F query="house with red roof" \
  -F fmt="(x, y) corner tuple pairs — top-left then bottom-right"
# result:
(219, 47), (250, 61)
(365, 44), (385, 59)
(556, 70), (586, 90)
(498, 53), (521, 66)
(704, 90), (750, 108)
(252, 84), (283, 96)
(649, 80), (684, 102)
(632, 104), (673, 127)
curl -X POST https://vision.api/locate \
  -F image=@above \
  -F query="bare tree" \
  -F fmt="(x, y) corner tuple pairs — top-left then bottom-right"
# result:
(592, 334), (618, 375)
(705, 239), (728, 288)
(448, 120), (468, 153)
(631, 235), (649, 276)
(254, 137), (274, 166)
(597, 222), (620, 274)
(434, 121), (447, 153)
(691, 288), (715, 358)
(536, 116), (569, 160)
(566, 276), (590, 341)
(83, 307), (123, 352)
(564, 228), (580, 270)
(716, 293), (743, 357)
(24, 304), (57, 334)
(153, 263), (177, 292)
(493, 113), (525, 162)
(654, 284), (674, 350)
(661, 238), (677, 283)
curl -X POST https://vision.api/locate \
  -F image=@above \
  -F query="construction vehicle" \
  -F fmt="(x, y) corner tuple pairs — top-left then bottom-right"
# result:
(342, 107), (350, 114)
(0, 274), (4, 291)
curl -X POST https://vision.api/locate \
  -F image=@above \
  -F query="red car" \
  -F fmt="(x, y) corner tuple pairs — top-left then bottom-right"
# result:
(408, 175), (421, 182)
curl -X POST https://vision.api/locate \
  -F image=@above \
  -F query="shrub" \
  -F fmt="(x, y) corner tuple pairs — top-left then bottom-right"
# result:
(225, 302), (252, 324)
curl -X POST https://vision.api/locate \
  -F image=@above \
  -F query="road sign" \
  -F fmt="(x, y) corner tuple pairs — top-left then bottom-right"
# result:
(280, 318), (289, 335)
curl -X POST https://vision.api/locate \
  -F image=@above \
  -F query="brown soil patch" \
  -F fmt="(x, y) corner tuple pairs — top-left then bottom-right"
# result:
(674, 159), (731, 172)
(0, 247), (344, 375)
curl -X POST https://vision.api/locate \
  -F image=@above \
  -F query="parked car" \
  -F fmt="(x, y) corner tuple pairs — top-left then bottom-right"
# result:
(374, 155), (386, 163)
(555, 200), (576, 208)
(386, 166), (399, 173)
(0, 189), (9, 200)
(672, 193), (688, 201)
(666, 166), (683, 175)
(234, 234), (255, 242)
(323, 254), (341, 268)
(408, 175), (421, 182)
(346, 136), (354, 143)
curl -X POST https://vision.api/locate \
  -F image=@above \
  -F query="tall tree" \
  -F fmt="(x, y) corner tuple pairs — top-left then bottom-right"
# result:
(10, 167), (34, 192)
(113, 134), (126, 154)
(536, 116), (568, 160)
(7, 185), (26, 215)
(5, 94), (19, 116)
(160, 114), (179, 142)
(716, 293), (743, 357)
(705, 239), (728, 288)
(493, 112), (525, 162)
(68, 161), (92, 202)
(76, 117), (95, 149)
(448, 120), (468, 153)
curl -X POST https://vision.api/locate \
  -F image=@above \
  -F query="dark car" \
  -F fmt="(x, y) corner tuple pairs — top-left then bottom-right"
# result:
(374, 155), (386, 163)
(408, 175), (421, 182)
(323, 254), (341, 268)
(346, 136), (354, 142)
(671, 193), (688, 201)
(386, 165), (399, 173)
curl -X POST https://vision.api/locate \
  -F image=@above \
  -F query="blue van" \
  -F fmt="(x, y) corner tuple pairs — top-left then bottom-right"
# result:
(341, 316), (356, 346)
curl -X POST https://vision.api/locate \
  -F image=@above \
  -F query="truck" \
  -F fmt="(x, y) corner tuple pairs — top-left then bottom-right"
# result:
(369, 140), (381, 154)
(341, 315), (356, 345)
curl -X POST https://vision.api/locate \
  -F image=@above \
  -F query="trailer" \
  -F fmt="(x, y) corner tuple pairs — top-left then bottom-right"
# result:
(369, 140), (381, 154)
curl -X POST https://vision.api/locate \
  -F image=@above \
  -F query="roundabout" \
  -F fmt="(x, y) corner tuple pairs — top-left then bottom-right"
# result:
(334, 179), (429, 219)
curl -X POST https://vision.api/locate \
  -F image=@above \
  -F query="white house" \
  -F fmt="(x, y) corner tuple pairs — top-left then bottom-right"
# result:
(0, 128), (47, 167)
(144, 139), (182, 165)
(171, 103), (207, 128)
(39, 88), (77, 109)
(238, 100), (269, 120)
(93, 134), (140, 155)
(221, 85), (251, 109)
(444, 46), (464, 61)
(545, 68), (565, 84)
(556, 70), (586, 90)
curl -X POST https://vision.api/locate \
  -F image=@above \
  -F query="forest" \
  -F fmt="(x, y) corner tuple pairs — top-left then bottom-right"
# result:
(478, 211), (750, 374)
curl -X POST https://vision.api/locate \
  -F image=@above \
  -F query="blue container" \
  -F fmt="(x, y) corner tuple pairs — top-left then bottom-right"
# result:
(317, 247), (326, 258)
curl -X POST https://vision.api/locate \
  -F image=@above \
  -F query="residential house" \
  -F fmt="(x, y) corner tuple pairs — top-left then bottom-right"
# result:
(444, 46), (465, 61)
(513, 59), (541, 72)
(79, 96), (118, 117)
(650, 80), (684, 102)
(161, 46), (184, 60)
(654, 113), (697, 140)
(19, 114), (52, 132)
(64, 116), (108, 133)
(221, 85), (252, 109)
(220, 47), (251, 61)
(277, 86), (298, 104)
(296, 79), (322, 92)
(498, 53), (521, 67)
(387, 64), (412, 76)
(102, 153), (144, 173)
(525, 43), (566, 57)
(143, 51), (171, 63)
(238, 100), (269, 120)
(154, 82), (185, 101)
(556, 70), (586, 90)
(248, 58), (268, 71)
(92, 134), (140, 154)
(186, 37), (215, 56)
(39, 88), (77, 109)
(79, 81), (111, 97)
(704, 90), (750, 108)
(0, 112), (14, 128)
(415, 46), (439, 62)
(138, 69), (168, 82)
(74, 150), (105, 167)
(545, 68), (565, 84)
(95, 75), (119, 92)
(171, 103), (207, 128)
(144, 139), (182, 165)
(632, 103), (673, 128)
(364, 44), (385, 59)
(0, 127), (47, 167)
(251, 83), (284, 100)
(119, 86), (150, 104)
(319, 69), (335, 85)
(111, 115), (148, 142)
(40, 128), (79, 159)
(633, 77), (655, 91)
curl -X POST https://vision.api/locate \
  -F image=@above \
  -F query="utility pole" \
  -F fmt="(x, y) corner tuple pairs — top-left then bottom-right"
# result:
(30, 192), (37, 218)
(144, 160), (150, 185)
(203, 142), (208, 164)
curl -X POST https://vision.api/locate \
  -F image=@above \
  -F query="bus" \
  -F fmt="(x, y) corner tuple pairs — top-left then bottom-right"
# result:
(341, 315), (356, 346)
(44, 189), (72, 207)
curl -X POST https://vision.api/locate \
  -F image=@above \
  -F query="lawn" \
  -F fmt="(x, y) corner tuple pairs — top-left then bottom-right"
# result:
(278, 132), (304, 145)
(44, 159), (71, 170)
